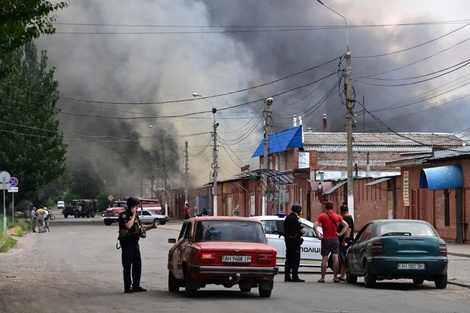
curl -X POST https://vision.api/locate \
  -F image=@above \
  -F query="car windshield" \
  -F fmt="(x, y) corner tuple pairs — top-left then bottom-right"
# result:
(380, 222), (437, 237)
(194, 221), (266, 243)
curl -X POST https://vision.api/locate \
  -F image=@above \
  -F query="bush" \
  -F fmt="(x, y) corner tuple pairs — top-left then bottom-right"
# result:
(0, 215), (27, 252)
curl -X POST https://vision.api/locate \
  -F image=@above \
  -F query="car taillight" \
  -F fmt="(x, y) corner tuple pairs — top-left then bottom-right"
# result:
(200, 253), (215, 262)
(371, 241), (383, 254)
(258, 254), (274, 263)
(439, 242), (447, 255)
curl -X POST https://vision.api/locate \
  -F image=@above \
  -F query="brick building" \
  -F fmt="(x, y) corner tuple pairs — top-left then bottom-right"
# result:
(183, 121), (467, 242)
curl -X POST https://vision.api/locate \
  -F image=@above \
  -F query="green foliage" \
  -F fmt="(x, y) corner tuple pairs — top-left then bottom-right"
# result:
(0, 41), (67, 202)
(0, 215), (28, 252)
(0, 0), (68, 77)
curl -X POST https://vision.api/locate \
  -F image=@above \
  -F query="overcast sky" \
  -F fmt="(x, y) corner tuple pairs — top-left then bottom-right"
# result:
(36, 0), (470, 190)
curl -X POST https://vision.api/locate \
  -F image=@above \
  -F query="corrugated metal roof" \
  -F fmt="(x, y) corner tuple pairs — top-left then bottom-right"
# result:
(303, 132), (466, 149)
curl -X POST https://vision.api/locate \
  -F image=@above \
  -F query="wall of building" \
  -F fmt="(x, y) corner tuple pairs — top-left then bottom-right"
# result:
(401, 158), (470, 243)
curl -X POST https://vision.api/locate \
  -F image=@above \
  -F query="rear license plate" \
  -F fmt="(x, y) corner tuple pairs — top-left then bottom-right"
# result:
(397, 263), (425, 270)
(222, 255), (252, 263)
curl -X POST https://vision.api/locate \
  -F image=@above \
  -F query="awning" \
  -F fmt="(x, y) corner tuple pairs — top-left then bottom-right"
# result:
(250, 169), (296, 185)
(323, 181), (347, 195)
(366, 177), (392, 186)
(419, 165), (463, 190)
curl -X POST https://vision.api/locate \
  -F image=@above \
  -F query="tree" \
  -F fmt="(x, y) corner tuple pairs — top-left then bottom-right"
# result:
(0, 0), (67, 76)
(0, 41), (67, 202)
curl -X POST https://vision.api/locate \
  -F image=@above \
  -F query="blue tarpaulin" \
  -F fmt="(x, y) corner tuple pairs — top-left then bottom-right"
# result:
(419, 165), (463, 190)
(252, 125), (302, 157)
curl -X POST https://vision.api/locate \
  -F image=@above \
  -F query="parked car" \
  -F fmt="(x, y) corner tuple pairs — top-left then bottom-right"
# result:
(347, 219), (448, 289)
(57, 201), (65, 209)
(253, 215), (322, 267)
(137, 209), (169, 225)
(167, 216), (278, 297)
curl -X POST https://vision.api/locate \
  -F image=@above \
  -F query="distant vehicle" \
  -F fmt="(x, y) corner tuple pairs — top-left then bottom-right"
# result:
(347, 219), (448, 289)
(57, 201), (65, 209)
(253, 215), (323, 267)
(167, 216), (278, 297)
(137, 209), (169, 225)
(102, 198), (165, 226)
(102, 200), (127, 225)
(62, 199), (97, 218)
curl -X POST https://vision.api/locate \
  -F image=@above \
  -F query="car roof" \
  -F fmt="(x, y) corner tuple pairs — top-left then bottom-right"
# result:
(252, 215), (314, 227)
(189, 216), (261, 223)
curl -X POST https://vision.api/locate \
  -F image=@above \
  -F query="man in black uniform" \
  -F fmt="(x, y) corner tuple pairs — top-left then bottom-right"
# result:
(283, 204), (307, 282)
(118, 197), (157, 293)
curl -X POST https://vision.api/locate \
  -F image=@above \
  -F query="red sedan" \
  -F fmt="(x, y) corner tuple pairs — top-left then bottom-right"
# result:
(167, 216), (278, 297)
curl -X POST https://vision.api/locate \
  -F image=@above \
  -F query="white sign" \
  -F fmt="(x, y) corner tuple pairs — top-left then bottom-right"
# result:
(8, 187), (18, 193)
(0, 171), (11, 189)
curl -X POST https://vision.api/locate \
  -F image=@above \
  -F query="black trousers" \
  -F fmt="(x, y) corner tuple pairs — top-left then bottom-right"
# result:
(121, 242), (142, 290)
(285, 240), (301, 279)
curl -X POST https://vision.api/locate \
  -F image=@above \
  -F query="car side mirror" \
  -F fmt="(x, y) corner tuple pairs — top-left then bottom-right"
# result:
(168, 238), (176, 244)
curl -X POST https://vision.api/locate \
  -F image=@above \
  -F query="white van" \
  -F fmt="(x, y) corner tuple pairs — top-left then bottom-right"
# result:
(57, 201), (65, 209)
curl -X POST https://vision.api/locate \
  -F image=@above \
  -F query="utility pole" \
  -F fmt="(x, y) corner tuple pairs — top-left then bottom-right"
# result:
(318, 0), (354, 219)
(345, 49), (354, 218)
(262, 98), (273, 216)
(212, 113), (219, 216)
(184, 141), (189, 203)
(163, 132), (168, 216)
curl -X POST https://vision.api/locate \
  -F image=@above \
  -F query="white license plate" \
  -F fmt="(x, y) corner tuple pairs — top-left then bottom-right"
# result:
(397, 263), (425, 270)
(222, 255), (252, 263)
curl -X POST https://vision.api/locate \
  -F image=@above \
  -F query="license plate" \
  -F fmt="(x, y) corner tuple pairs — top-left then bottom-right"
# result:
(222, 255), (252, 263)
(397, 263), (425, 270)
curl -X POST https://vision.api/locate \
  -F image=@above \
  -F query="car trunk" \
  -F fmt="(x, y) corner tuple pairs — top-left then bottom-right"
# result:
(380, 236), (442, 257)
(193, 241), (277, 267)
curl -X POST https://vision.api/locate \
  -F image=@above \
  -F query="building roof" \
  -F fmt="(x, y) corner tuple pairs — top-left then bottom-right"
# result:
(303, 132), (466, 152)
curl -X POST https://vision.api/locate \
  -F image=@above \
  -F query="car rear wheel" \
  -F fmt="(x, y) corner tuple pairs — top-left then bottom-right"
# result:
(413, 278), (424, 285)
(258, 286), (272, 298)
(104, 220), (112, 226)
(364, 263), (376, 288)
(239, 281), (251, 292)
(435, 274), (447, 289)
(184, 272), (198, 297)
(168, 271), (180, 292)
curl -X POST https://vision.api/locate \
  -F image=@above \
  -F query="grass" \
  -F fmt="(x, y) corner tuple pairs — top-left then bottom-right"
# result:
(0, 215), (28, 252)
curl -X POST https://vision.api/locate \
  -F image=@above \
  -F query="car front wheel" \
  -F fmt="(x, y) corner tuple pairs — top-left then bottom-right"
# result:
(153, 219), (161, 225)
(364, 263), (376, 288)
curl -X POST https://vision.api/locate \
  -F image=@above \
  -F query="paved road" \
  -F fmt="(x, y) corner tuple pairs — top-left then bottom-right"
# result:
(0, 213), (469, 313)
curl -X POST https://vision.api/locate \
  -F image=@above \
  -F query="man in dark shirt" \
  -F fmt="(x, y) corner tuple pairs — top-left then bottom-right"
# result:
(283, 204), (307, 282)
(338, 203), (354, 281)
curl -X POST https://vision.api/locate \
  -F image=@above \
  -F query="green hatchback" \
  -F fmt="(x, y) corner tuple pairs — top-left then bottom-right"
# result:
(347, 219), (448, 289)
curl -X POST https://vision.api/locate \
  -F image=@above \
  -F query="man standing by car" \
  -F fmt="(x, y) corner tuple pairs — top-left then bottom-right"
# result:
(314, 201), (349, 283)
(338, 203), (354, 281)
(283, 204), (306, 282)
(118, 197), (157, 293)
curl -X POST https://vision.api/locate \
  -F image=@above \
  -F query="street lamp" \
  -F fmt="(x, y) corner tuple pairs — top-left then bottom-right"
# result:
(193, 93), (219, 216)
(317, 0), (354, 218)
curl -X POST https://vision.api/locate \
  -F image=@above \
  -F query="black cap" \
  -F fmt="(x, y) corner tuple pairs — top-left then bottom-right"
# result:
(126, 197), (140, 209)
(291, 204), (302, 214)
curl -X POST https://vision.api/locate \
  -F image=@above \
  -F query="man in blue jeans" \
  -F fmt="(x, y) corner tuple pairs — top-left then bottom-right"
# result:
(118, 197), (158, 293)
